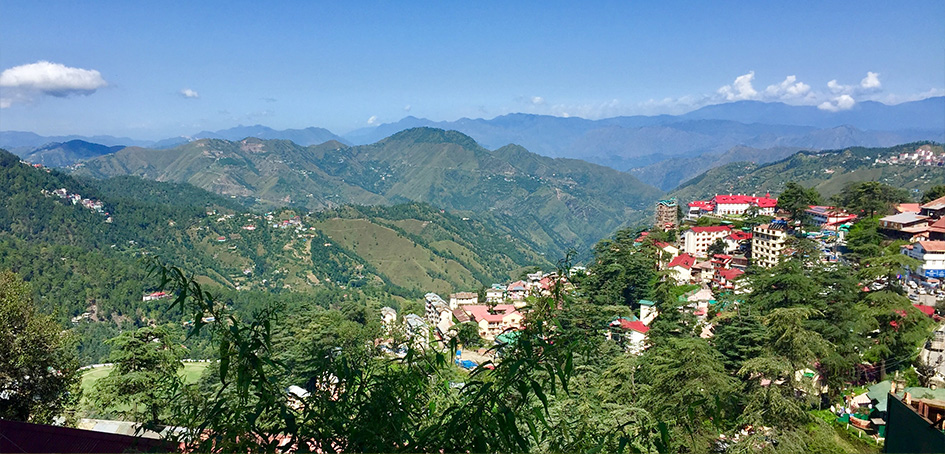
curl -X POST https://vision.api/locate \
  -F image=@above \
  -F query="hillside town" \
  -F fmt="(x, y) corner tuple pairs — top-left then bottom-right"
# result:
(366, 187), (945, 450)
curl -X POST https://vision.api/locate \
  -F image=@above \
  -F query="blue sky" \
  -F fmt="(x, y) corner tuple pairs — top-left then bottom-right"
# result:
(1, 1), (943, 139)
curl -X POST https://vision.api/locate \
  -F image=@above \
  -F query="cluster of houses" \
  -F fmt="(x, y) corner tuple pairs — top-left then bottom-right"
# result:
(42, 187), (112, 223)
(880, 196), (945, 284)
(874, 144), (945, 167)
(838, 378), (945, 449)
(667, 193), (863, 276)
(378, 271), (570, 350)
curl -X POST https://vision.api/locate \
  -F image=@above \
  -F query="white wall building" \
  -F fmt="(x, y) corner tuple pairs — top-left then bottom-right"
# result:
(901, 241), (945, 279)
(682, 226), (732, 257)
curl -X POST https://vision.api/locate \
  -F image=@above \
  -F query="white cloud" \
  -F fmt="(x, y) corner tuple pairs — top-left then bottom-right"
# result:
(367, 115), (378, 125)
(0, 61), (107, 102)
(827, 79), (849, 94)
(817, 94), (856, 112)
(180, 88), (199, 98)
(717, 71), (759, 101)
(827, 72), (882, 96)
(403, 104), (411, 112)
(0, 98), (10, 109)
(861, 71), (881, 90)
(764, 75), (811, 100)
(530, 96), (545, 105)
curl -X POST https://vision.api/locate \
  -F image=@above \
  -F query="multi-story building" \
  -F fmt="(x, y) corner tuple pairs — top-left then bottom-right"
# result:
(805, 206), (857, 228)
(878, 212), (932, 241)
(681, 225), (732, 257)
(686, 194), (778, 220)
(752, 221), (790, 268)
(448, 291), (478, 309)
(460, 305), (523, 339)
(900, 241), (945, 279)
(655, 197), (678, 230)
(485, 284), (505, 303)
(425, 293), (454, 334)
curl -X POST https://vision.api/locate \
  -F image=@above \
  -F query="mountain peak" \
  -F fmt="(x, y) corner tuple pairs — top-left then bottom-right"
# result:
(384, 127), (482, 149)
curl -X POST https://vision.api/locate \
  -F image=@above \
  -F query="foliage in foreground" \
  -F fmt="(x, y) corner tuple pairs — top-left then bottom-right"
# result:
(0, 271), (81, 424)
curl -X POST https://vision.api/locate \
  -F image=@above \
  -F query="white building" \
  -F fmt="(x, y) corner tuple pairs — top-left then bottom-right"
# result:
(901, 241), (945, 280)
(424, 293), (454, 334)
(448, 291), (478, 309)
(682, 226), (732, 257)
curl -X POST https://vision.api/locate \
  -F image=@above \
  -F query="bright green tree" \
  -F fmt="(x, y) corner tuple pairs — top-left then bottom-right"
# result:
(93, 325), (184, 428)
(0, 271), (80, 424)
(834, 181), (910, 218)
(777, 182), (822, 223)
(449, 321), (483, 348)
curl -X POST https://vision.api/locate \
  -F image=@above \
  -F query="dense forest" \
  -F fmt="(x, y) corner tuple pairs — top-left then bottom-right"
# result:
(0, 149), (547, 364)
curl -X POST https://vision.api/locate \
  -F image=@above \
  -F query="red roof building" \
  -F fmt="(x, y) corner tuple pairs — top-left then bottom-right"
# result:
(682, 226), (733, 257)
(713, 267), (744, 290)
(667, 253), (697, 270)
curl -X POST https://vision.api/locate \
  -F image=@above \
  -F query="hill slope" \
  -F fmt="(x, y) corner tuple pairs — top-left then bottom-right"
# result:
(1, 149), (554, 361)
(629, 145), (804, 190)
(75, 128), (663, 255)
(15, 140), (125, 167)
(670, 142), (945, 202)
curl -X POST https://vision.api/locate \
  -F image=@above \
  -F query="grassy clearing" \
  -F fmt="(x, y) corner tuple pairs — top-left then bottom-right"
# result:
(314, 218), (479, 293)
(80, 362), (211, 418)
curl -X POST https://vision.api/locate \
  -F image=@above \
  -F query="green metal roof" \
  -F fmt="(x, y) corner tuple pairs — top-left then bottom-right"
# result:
(638, 299), (656, 306)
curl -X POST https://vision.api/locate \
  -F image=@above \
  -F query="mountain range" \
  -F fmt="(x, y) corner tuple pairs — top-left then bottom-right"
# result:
(3, 98), (942, 187)
(343, 98), (944, 178)
(72, 128), (662, 257)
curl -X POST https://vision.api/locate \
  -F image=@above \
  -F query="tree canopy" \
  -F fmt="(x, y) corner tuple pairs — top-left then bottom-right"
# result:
(0, 271), (80, 424)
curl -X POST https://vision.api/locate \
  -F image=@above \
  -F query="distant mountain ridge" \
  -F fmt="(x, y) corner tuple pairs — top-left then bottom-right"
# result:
(14, 140), (125, 167)
(74, 127), (663, 257)
(0, 125), (350, 161)
(5, 97), (942, 183)
(344, 98), (945, 171)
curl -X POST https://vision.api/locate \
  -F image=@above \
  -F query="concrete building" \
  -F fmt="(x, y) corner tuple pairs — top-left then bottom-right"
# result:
(752, 221), (790, 268)
(655, 197), (678, 230)
(901, 241), (945, 280)
(424, 293), (454, 334)
(681, 225), (732, 257)
(448, 291), (478, 309)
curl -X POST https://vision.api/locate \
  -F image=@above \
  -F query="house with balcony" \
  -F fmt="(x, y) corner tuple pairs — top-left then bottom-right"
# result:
(752, 221), (790, 268)
(682, 225), (733, 257)
(901, 241), (945, 280)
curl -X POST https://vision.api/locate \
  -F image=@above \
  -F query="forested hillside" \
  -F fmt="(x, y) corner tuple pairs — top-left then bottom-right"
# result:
(0, 149), (548, 363)
(671, 142), (945, 202)
(74, 128), (663, 256)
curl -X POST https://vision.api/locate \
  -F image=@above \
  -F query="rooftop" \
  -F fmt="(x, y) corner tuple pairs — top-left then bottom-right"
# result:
(880, 212), (930, 225)
(921, 195), (945, 211)
(916, 241), (945, 253)
(690, 225), (732, 234)
(667, 253), (696, 269)
(463, 304), (520, 323)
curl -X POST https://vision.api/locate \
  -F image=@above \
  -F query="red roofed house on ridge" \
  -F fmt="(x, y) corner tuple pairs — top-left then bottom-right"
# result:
(687, 194), (778, 220)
